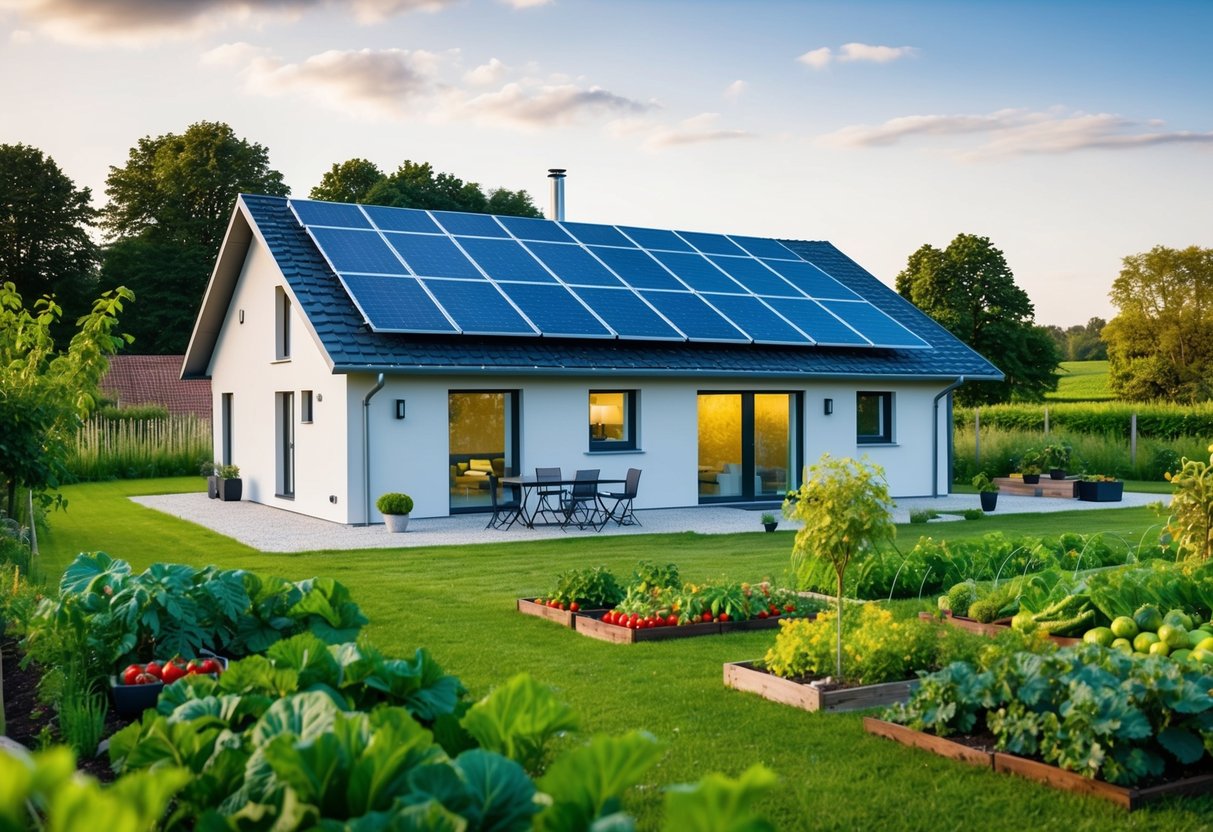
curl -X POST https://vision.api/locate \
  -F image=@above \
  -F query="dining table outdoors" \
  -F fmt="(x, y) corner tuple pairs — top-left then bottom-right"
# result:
(500, 474), (626, 530)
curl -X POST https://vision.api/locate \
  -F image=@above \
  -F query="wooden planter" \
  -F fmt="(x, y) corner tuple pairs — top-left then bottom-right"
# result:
(724, 662), (918, 713)
(574, 612), (721, 643)
(862, 718), (994, 769)
(920, 611), (1082, 647)
(517, 598), (606, 628)
(1078, 481), (1123, 502)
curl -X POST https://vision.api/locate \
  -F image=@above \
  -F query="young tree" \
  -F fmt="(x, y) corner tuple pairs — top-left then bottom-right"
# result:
(309, 158), (385, 203)
(0, 144), (100, 335)
(1104, 245), (1213, 402)
(0, 282), (133, 517)
(784, 454), (894, 678)
(896, 233), (1060, 405)
(99, 121), (288, 353)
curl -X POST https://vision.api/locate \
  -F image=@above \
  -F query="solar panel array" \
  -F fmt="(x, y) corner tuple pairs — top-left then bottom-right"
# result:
(288, 198), (930, 349)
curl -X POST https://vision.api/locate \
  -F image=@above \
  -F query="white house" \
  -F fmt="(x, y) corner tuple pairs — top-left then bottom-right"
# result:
(182, 194), (1002, 524)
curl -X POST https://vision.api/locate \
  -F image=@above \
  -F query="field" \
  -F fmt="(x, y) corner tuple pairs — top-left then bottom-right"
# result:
(1047, 360), (1113, 402)
(26, 477), (1213, 831)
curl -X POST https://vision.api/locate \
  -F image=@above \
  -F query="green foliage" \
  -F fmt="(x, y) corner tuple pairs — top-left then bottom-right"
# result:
(895, 233), (1060, 404)
(629, 561), (681, 593)
(661, 765), (779, 832)
(461, 673), (578, 773)
(309, 158), (385, 203)
(1165, 444), (1213, 561)
(545, 565), (624, 609)
(536, 731), (661, 830)
(345, 159), (543, 218)
(375, 492), (414, 515)
(0, 281), (133, 516)
(953, 400), (1213, 440)
(970, 473), (998, 493)
(908, 508), (938, 524)
(0, 143), (100, 336)
(99, 121), (289, 354)
(1104, 245), (1213, 402)
(1084, 560), (1213, 621)
(96, 404), (168, 420)
(67, 414), (212, 481)
(1042, 321), (1108, 364)
(888, 642), (1213, 786)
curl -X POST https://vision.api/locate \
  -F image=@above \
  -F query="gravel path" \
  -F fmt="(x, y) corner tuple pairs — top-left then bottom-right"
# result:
(130, 490), (1169, 554)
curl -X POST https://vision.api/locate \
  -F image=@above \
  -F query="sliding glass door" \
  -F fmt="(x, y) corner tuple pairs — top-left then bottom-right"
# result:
(698, 392), (800, 503)
(448, 391), (518, 512)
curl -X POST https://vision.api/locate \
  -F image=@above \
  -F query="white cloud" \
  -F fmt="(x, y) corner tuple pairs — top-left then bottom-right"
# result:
(9, 28), (32, 43)
(460, 82), (655, 127)
(645, 113), (754, 150)
(465, 57), (509, 86)
(821, 107), (1213, 158)
(499, 0), (553, 7)
(723, 80), (747, 101)
(0, 0), (458, 44)
(797, 42), (917, 69)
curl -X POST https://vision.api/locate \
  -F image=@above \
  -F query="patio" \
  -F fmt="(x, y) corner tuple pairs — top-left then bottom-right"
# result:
(130, 490), (1168, 554)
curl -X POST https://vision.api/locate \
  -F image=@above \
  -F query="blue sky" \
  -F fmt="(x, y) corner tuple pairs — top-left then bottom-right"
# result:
(2, 0), (1210, 326)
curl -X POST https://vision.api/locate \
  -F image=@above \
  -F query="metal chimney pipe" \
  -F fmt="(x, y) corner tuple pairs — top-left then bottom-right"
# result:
(547, 168), (566, 222)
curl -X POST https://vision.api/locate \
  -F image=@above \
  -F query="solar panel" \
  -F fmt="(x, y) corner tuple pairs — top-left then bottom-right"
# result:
(422, 279), (536, 335)
(457, 238), (556, 283)
(561, 221), (635, 248)
(291, 200), (372, 229)
(819, 300), (930, 349)
(431, 211), (508, 238)
(708, 256), (801, 297)
(308, 227), (408, 275)
(677, 230), (747, 257)
(527, 242), (623, 286)
(570, 288), (684, 340)
(288, 197), (935, 351)
(702, 295), (811, 345)
(363, 204), (442, 234)
(384, 233), (483, 279)
(590, 247), (685, 291)
(639, 291), (749, 342)
(497, 283), (612, 337)
(618, 225), (695, 252)
(763, 260), (861, 301)
(496, 215), (575, 243)
(651, 252), (743, 294)
(338, 275), (456, 333)
(763, 298), (871, 346)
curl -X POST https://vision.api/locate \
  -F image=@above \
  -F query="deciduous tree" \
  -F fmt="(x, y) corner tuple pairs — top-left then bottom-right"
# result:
(309, 158), (384, 204)
(896, 233), (1059, 405)
(1104, 245), (1213, 402)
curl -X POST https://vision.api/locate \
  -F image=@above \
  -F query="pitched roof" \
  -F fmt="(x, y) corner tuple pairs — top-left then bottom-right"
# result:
(184, 194), (1003, 382)
(101, 354), (212, 418)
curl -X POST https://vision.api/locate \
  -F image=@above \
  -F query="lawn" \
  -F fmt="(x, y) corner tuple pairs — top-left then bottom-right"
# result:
(1047, 359), (1114, 402)
(32, 477), (1213, 831)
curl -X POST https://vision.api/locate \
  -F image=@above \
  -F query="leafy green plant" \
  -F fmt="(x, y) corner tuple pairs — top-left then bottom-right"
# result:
(971, 473), (998, 493)
(962, 508), (985, 520)
(1165, 444), (1213, 561)
(1041, 441), (1073, 471)
(784, 454), (895, 677)
(543, 565), (624, 609)
(630, 560), (681, 593)
(375, 491), (413, 515)
(57, 658), (108, 758)
(909, 508), (938, 524)
(760, 512), (776, 524)
(218, 464), (240, 479)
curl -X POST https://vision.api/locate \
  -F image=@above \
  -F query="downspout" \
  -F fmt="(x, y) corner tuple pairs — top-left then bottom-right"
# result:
(932, 377), (965, 498)
(362, 373), (385, 525)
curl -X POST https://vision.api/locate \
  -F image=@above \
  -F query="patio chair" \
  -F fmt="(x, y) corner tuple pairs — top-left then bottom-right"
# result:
(533, 467), (565, 525)
(485, 474), (522, 530)
(561, 469), (604, 530)
(599, 467), (642, 527)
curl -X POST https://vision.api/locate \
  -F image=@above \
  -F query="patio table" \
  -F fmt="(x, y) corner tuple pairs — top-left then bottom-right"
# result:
(500, 474), (625, 529)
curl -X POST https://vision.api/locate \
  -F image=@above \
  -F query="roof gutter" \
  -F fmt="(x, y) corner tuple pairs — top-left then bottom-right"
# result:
(362, 373), (385, 525)
(932, 377), (965, 498)
(330, 363), (1003, 382)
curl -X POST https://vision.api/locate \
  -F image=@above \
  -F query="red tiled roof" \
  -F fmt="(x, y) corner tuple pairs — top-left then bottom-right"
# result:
(100, 355), (212, 419)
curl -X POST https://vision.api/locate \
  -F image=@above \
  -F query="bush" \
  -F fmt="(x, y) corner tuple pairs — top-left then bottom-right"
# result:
(375, 492), (414, 515)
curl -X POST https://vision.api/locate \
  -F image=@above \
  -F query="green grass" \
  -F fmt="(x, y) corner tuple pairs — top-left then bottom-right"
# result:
(33, 477), (1213, 831)
(1047, 360), (1113, 402)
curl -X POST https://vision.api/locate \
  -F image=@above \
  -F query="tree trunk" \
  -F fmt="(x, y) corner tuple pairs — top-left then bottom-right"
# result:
(835, 571), (844, 679)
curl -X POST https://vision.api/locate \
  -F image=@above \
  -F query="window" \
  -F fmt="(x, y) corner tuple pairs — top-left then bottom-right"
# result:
(276, 391), (295, 497)
(275, 286), (291, 360)
(589, 391), (637, 451)
(301, 390), (314, 423)
(856, 392), (893, 444)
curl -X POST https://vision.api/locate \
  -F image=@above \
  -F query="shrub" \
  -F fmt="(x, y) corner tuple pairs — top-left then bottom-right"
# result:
(375, 492), (413, 515)
(1164, 444), (1213, 561)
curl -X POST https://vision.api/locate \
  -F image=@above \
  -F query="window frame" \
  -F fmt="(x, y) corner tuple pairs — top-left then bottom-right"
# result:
(856, 391), (894, 445)
(301, 390), (314, 424)
(275, 286), (292, 361)
(588, 389), (638, 452)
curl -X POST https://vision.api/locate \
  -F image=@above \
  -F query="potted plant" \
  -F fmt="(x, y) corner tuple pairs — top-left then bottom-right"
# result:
(1077, 474), (1123, 502)
(200, 460), (220, 499)
(217, 464), (242, 502)
(1042, 442), (1073, 479)
(761, 512), (779, 533)
(376, 492), (414, 532)
(971, 473), (999, 512)
(1019, 449), (1043, 484)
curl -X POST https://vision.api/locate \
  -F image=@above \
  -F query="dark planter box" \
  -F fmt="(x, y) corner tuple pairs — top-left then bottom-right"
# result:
(979, 492), (997, 512)
(1049, 468), (1068, 480)
(109, 656), (229, 717)
(1021, 473), (1041, 484)
(1078, 480), (1123, 502)
(219, 478), (243, 501)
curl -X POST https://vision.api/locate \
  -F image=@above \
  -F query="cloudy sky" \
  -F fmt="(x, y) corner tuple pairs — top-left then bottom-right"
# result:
(2, 0), (1210, 326)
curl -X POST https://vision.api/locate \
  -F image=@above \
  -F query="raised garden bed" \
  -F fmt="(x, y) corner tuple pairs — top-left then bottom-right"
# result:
(1077, 480), (1123, 502)
(863, 717), (1213, 809)
(516, 598), (607, 628)
(574, 612), (723, 643)
(724, 662), (917, 713)
(920, 611), (1081, 647)
(993, 476), (1077, 499)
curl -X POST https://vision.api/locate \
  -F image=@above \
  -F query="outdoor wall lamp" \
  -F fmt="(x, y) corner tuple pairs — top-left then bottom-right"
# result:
(823, 398), (833, 416)
(395, 399), (406, 420)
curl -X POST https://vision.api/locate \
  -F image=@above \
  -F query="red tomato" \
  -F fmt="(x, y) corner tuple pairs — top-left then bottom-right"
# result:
(719, 612), (730, 622)
(667, 614), (679, 626)
(143, 661), (163, 679)
(161, 660), (188, 684)
(569, 601), (580, 612)
(134, 671), (159, 685)
(784, 604), (796, 613)
(199, 658), (222, 675)
(121, 664), (144, 686)
(757, 610), (769, 619)
(701, 611), (713, 623)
